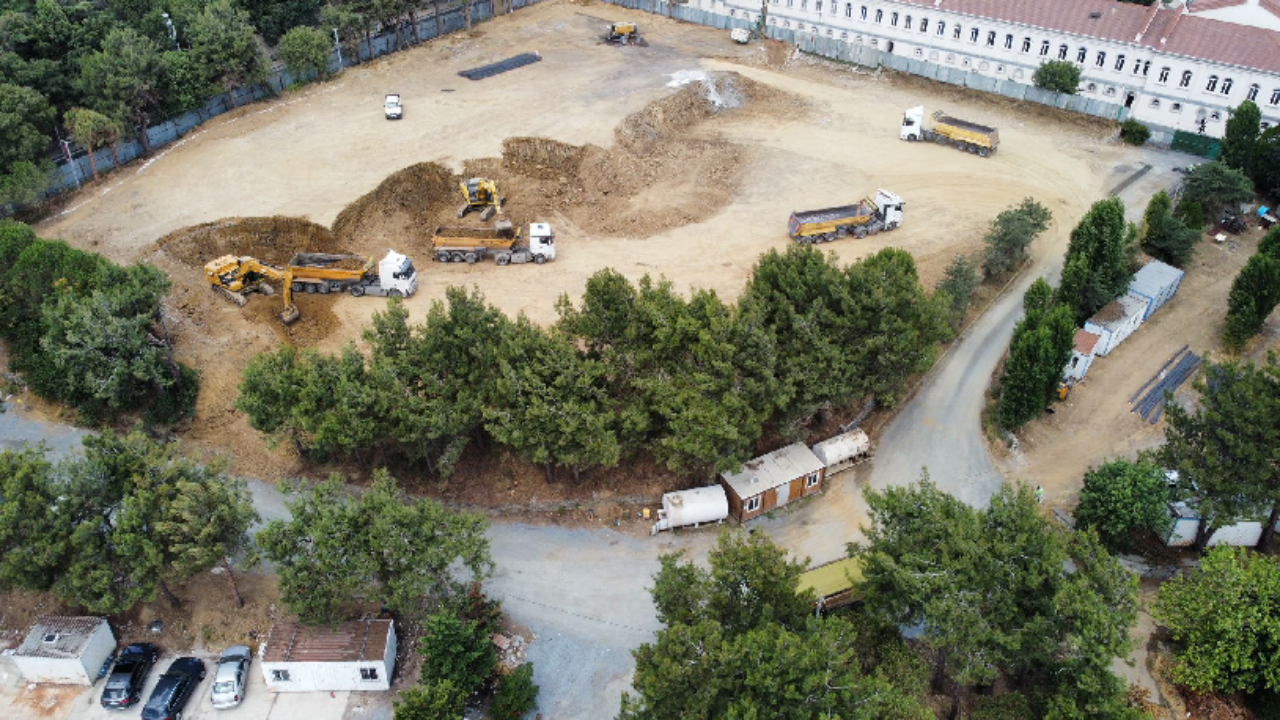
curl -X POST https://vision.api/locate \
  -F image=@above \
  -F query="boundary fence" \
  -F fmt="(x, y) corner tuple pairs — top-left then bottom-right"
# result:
(51, 0), (540, 195)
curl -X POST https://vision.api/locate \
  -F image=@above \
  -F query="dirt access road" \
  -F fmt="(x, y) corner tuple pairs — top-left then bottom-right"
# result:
(24, 0), (1161, 716)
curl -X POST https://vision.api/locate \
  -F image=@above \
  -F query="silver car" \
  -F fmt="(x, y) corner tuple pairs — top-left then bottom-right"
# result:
(209, 646), (250, 709)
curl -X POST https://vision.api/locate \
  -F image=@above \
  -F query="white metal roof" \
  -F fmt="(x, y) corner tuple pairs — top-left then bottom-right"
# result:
(1128, 259), (1184, 299)
(720, 443), (825, 499)
(15, 617), (108, 659)
(810, 429), (870, 467)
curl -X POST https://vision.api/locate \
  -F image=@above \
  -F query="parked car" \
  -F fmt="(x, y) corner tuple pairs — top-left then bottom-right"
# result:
(210, 645), (251, 709)
(384, 93), (402, 120)
(101, 643), (159, 710)
(141, 656), (205, 720)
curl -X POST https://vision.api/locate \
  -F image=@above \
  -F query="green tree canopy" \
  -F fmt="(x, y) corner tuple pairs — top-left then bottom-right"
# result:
(64, 106), (122, 180)
(392, 679), (466, 720)
(1074, 457), (1174, 552)
(256, 470), (492, 624)
(620, 530), (931, 719)
(1181, 161), (1255, 220)
(1251, 126), (1280, 199)
(855, 477), (1140, 718)
(1056, 197), (1135, 324)
(0, 444), (64, 591)
(1140, 189), (1201, 267)
(491, 663), (539, 720)
(1161, 357), (1280, 548)
(416, 611), (497, 697)
(1032, 60), (1081, 94)
(187, 0), (266, 103)
(1221, 100), (1262, 173)
(981, 198), (1053, 278)
(938, 253), (980, 329)
(78, 27), (166, 151)
(1154, 546), (1280, 694)
(277, 25), (332, 82)
(998, 279), (1075, 430)
(1224, 252), (1280, 349)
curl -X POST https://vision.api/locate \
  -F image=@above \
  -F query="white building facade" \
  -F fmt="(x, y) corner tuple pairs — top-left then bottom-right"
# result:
(698, 0), (1280, 137)
(260, 619), (396, 693)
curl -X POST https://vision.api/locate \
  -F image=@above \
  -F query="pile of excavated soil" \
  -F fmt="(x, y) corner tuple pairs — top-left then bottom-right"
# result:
(470, 73), (787, 237)
(331, 162), (459, 256)
(157, 216), (342, 266)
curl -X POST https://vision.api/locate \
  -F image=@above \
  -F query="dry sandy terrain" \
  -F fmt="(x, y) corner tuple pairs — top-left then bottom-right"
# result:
(36, 0), (1130, 485)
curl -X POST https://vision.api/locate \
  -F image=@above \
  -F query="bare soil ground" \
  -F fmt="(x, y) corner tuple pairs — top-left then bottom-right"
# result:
(35, 0), (1132, 503)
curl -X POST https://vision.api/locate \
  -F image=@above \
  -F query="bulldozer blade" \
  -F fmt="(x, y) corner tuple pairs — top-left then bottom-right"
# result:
(215, 286), (249, 307)
(279, 306), (301, 325)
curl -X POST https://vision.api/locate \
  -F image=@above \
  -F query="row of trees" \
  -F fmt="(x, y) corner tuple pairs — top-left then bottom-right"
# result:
(622, 481), (1145, 719)
(0, 0), (486, 207)
(0, 430), (255, 613)
(1224, 226), (1280, 349)
(0, 220), (196, 423)
(238, 246), (953, 480)
(1220, 100), (1280, 201)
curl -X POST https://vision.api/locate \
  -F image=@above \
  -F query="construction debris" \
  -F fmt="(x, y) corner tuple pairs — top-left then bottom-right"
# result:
(458, 52), (542, 81)
(1131, 346), (1201, 423)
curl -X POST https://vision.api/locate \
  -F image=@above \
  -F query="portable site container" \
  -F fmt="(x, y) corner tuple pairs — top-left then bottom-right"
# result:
(11, 616), (116, 686)
(719, 443), (826, 523)
(1165, 502), (1266, 547)
(1127, 259), (1185, 321)
(260, 619), (396, 692)
(1083, 295), (1145, 357)
(1064, 329), (1102, 382)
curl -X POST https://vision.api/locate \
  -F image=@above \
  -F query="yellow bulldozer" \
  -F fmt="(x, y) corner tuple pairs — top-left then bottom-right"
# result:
(204, 255), (301, 324)
(457, 177), (504, 221)
(604, 22), (643, 45)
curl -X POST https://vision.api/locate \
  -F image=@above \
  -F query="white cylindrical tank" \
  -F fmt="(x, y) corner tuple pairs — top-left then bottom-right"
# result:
(651, 486), (729, 535)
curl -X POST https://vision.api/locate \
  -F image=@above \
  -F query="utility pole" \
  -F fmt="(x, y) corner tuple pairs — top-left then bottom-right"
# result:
(333, 28), (344, 69)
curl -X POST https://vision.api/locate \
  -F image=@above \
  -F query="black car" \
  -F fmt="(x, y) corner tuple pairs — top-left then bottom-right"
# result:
(100, 643), (159, 710)
(141, 656), (206, 720)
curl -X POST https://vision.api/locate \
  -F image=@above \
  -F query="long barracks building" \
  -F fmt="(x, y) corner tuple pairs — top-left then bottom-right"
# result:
(699, 0), (1280, 137)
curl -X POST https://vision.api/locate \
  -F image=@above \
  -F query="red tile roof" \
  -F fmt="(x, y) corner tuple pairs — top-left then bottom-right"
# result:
(1187, 0), (1247, 11)
(262, 620), (392, 664)
(1073, 329), (1102, 356)
(1265, 0), (1280, 20)
(904, 0), (1280, 74)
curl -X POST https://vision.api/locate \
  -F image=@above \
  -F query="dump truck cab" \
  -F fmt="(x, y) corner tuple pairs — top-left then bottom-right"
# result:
(526, 222), (556, 261)
(900, 105), (925, 141)
(873, 189), (905, 228)
(378, 250), (418, 295)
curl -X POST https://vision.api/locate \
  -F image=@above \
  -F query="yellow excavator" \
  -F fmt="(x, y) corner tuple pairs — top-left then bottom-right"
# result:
(604, 22), (643, 45)
(204, 255), (301, 324)
(457, 177), (504, 221)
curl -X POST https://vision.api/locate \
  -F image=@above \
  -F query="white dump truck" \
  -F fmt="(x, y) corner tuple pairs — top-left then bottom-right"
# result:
(650, 486), (730, 535)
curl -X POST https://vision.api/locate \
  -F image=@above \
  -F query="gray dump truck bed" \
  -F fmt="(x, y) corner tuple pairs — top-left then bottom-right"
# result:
(288, 253), (367, 269)
(936, 115), (997, 135)
(791, 203), (873, 225)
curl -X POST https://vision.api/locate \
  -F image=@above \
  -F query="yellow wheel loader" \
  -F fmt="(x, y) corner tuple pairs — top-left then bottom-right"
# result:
(457, 178), (504, 221)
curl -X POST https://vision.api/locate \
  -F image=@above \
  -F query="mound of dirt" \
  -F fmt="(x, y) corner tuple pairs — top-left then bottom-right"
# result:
(331, 162), (458, 254)
(472, 72), (781, 237)
(158, 216), (342, 266)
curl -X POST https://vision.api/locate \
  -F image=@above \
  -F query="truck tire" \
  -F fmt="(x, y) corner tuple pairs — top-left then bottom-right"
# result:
(435, 251), (449, 263)
(464, 252), (478, 264)
(906, 134), (916, 142)
(977, 147), (990, 158)
(388, 289), (403, 298)
(292, 282), (304, 293)
(855, 227), (867, 239)
(329, 282), (343, 293)
(934, 135), (947, 145)
(886, 221), (899, 231)
(496, 253), (511, 266)
(534, 254), (547, 265)
(317, 283), (329, 294)
(350, 285), (365, 297)
(450, 252), (465, 263)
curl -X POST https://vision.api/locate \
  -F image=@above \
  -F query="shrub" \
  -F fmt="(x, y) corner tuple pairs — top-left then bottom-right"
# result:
(1119, 119), (1151, 146)
(491, 663), (539, 719)
(1074, 458), (1174, 552)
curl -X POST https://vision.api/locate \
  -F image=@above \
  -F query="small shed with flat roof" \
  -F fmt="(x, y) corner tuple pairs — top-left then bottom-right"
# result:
(1083, 295), (1145, 357)
(11, 616), (115, 685)
(260, 619), (396, 692)
(719, 442), (826, 522)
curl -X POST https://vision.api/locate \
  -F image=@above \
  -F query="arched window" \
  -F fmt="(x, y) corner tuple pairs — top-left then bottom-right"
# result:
(891, 11), (899, 26)
(1076, 46), (1087, 63)
(1004, 33), (1013, 49)
(1058, 44), (1068, 60)
(1206, 75), (1218, 92)
(953, 24), (961, 39)
(1114, 54), (1125, 71)
(970, 27), (979, 43)
(1180, 70), (1193, 88)
(987, 30), (996, 46)
(904, 15), (912, 30)
(1221, 78), (1233, 95)
(937, 21), (946, 36)
(1271, 88), (1280, 106)
(1095, 51), (1105, 67)
(1158, 67), (1170, 84)
(1040, 40), (1049, 56)
(1248, 84), (1260, 102)
(920, 18), (928, 33)
(1021, 37), (1031, 52)
(874, 8), (883, 23)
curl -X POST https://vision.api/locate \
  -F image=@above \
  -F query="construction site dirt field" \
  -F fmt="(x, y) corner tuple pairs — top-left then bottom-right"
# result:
(37, 0), (1142, 479)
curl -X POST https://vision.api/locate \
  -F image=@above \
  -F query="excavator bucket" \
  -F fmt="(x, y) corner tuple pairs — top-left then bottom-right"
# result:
(279, 306), (301, 325)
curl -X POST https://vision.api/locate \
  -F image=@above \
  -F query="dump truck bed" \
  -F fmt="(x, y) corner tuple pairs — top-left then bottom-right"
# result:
(935, 114), (996, 136)
(790, 203), (874, 226)
(288, 253), (370, 271)
(432, 225), (517, 241)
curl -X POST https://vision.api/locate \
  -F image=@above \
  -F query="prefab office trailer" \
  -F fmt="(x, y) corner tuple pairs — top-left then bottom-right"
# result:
(11, 616), (116, 685)
(719, 443), (827, 523)
(261, 619), (396, 692)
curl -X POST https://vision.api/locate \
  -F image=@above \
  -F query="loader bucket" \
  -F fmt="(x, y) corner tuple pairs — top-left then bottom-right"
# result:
(279, 306), (301, 325)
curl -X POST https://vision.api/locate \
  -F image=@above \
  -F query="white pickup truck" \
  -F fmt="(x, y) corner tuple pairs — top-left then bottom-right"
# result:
(384, 94), (402, 120)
